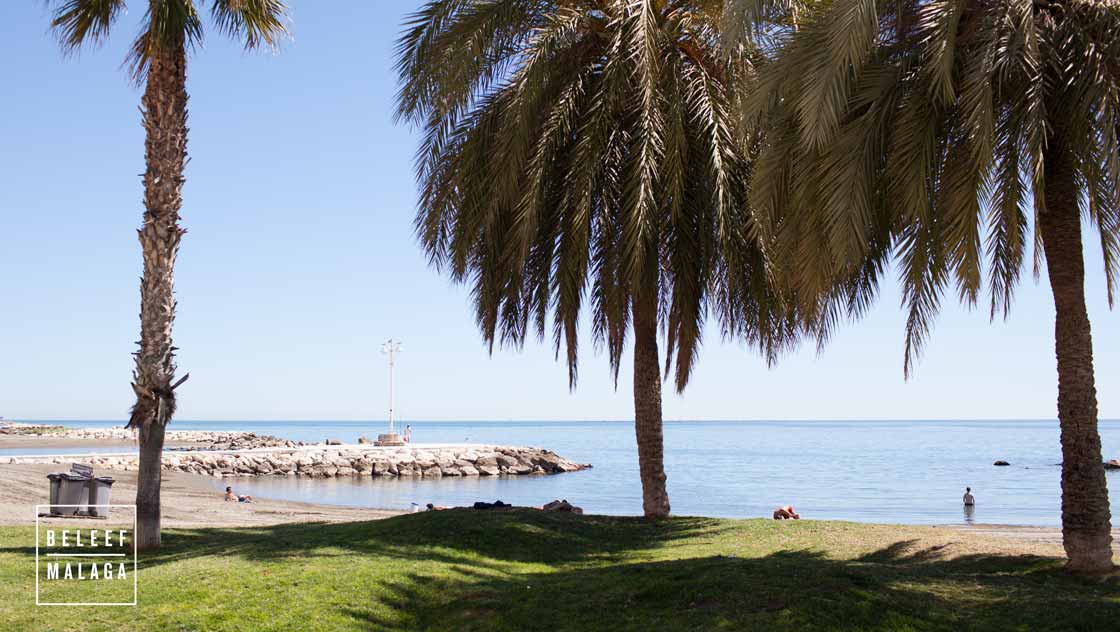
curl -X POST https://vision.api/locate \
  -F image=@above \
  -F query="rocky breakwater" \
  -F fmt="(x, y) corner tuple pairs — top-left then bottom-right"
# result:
(165, 432), (303, 451)
(1, 445), (590, 479)
(0, 422), (300, 451)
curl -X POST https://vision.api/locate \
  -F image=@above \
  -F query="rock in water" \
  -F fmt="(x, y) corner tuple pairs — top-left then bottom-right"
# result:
(994, 460), (1010, 466)
(1104, 460), (1120, 470)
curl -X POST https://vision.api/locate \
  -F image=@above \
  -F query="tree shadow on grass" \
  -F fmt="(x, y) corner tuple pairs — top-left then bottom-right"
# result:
(143, 510), (725, 570)
(0, 510), (723, 573)
(3, 513), (1116, 631)
(343, 539), (1119, 632)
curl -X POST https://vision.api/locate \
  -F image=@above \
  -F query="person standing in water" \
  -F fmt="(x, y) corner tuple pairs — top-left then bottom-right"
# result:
(963, 487), (975, 506)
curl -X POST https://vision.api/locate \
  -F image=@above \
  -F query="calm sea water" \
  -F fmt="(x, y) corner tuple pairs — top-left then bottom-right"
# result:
(8, 419), (1119, 526)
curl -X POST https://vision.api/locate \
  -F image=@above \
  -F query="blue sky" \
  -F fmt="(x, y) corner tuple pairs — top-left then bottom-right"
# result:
(0, 1), (1116, 422)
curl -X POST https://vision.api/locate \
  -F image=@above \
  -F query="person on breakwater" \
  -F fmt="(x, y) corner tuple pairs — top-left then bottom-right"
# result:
(404, 425), (413, 443)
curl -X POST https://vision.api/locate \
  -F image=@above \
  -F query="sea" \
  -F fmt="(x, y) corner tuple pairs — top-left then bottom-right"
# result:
(5, 419), (1119, 527)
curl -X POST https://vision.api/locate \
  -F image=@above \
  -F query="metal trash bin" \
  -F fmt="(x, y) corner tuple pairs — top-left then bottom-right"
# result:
(86, 477), (115, 517)
(55, 473), (91, 516)
(47, 473), (64, 515)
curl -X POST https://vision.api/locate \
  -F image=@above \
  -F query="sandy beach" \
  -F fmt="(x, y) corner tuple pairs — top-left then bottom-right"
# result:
(0, 463), (402, 528)
(942, 523), (1120, 553)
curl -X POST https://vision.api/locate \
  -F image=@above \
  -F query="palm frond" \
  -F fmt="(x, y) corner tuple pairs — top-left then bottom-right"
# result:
(750, 0), (1120, 377)
(397, 0), (801, 391)
(49, 0), (126, 52)
(209, 0), (290, 51)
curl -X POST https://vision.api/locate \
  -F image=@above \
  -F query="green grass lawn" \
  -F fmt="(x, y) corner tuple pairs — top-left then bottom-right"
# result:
(1, 511), (1116, 631)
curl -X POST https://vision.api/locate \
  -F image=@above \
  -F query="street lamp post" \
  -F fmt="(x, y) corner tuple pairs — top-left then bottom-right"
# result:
(375, 338), (405, 446)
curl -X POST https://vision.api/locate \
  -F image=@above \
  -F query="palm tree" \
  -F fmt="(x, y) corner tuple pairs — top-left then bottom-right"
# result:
(47, 0), (288, 550)
(739, 0), (1118, 573)
(395, 0), (795, 518)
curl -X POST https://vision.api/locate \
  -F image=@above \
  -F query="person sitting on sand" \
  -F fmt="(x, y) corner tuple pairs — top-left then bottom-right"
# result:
(963, 487), (975, 506)
(773, 505), (800, 520)
(225, 486), (254, 503)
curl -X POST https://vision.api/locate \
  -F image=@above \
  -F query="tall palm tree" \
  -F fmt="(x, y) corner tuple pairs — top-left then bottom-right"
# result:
(739, 0), (1118, 573)
(48, 0), (288, 550)
(395, 0), (795, 518)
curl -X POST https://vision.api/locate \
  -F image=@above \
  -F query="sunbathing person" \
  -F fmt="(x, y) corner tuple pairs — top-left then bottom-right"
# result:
(225, 486), (254, 503)
(772, 505), (800, 520)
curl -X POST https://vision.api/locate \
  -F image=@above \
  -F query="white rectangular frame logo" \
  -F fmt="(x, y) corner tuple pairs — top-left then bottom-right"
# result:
(35, 504), (138, 606)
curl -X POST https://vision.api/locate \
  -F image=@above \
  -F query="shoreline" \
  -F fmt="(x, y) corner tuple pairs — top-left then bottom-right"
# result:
(1, 462), (1116, 556)
(3, 423), (1114, 550)
(5, 460), (1114, 553)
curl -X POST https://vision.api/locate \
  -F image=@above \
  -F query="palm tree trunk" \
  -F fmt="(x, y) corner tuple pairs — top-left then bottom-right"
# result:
(632, 257), (671, 518)
(129, 39), (189, 552)
(1040, 142), (1114, 574)
(135, 422), (166, 549)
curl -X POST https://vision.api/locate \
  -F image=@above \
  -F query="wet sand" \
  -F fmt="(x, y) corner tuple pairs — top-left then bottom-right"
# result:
(0, 463), (402, 527)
